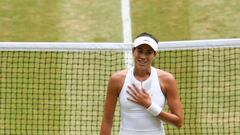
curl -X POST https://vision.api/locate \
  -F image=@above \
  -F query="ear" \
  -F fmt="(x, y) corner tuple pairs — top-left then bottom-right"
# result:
(132, 47), (136, 54)
(153, 51), (157, 57)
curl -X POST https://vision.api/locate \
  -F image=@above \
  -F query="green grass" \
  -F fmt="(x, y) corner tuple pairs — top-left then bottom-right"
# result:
(1, 0), (240, 41)
(0, 0), (122, 42)
(131, 0), (240, 40)
(131, 0), (191, 40)
(0, 0), (61, 41)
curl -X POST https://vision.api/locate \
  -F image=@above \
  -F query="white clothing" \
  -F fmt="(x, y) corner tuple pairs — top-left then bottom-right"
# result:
(119, 67), (166, 135)
(119, 128), (165, 135)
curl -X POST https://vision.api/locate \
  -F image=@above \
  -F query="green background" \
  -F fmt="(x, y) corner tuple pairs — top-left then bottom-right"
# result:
(0, 0), (240, 135)
(1, 0), (240, 41)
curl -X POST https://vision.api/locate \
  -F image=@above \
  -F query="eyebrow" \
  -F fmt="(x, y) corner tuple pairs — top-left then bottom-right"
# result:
(137, 47), (154, 52)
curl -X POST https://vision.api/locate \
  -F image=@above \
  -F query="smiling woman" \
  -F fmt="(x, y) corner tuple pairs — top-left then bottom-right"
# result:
(100, 32), (183, 135)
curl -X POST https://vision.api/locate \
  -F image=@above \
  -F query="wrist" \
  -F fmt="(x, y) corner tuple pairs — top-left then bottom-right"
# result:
(146, 102), (162, 116)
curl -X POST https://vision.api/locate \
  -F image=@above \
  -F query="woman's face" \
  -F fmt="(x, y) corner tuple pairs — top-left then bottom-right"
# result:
(132, 44), (156, 70)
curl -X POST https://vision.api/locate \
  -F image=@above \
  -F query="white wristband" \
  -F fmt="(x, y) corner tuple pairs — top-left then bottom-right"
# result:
(146, 102), (162, 116)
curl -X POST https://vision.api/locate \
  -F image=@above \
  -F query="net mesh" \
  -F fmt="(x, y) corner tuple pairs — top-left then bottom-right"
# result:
(155, 48), (240, 135)
(0, 42), (240, 135)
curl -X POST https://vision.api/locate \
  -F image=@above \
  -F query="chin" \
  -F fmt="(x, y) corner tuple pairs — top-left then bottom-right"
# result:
(136, 64), (149, 70)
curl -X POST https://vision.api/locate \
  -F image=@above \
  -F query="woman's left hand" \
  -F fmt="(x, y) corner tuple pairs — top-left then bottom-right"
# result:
(127, 83), (152, 108)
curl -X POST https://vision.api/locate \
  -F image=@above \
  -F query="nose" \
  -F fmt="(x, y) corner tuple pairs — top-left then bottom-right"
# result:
(139, 52), (147, 58)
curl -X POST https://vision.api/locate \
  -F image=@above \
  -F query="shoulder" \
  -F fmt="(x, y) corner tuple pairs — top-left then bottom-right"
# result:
(110, 69), (128, 82)
(108, 69), (128, 94)
(155, 68), (176, 82)
(155, 68), (177, 93)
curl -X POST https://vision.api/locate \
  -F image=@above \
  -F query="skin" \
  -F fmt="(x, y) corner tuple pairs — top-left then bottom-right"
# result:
(100, 44), (183, 135)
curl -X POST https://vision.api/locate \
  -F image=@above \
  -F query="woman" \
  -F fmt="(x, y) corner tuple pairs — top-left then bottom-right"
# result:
(100, 32), (183, 135)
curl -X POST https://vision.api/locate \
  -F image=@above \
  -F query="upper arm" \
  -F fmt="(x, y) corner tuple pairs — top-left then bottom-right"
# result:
(161, 72), (183, 120)
(101, 71), (125, 124)
(103, 75), (120, 120)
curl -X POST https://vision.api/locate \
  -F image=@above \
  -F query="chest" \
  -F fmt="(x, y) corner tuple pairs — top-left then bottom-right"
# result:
(119, 73), (165, 111)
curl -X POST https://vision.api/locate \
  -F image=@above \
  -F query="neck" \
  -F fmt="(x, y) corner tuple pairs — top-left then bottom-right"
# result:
(133, 66), (151, 81)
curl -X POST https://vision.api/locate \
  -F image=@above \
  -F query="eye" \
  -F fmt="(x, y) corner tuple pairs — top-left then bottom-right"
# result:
(137, 49), (144, 54)
(145, 51), (153, 55)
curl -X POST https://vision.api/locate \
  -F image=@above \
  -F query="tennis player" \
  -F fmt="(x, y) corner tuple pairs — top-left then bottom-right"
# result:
(100, 32), (183, 135)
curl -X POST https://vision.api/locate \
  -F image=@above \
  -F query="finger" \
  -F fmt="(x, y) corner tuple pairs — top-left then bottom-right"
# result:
(127, 97), (138, 104)
(142, 88), (149, 95)
(126, 90), (138, 103)
(128, 85), (139, 96)
(132, 83), (141, 92)
(126, 90), (137, 99)
(141, 88), (146, 93)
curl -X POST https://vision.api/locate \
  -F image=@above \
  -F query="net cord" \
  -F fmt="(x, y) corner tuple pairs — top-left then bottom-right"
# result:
(1, 39), (240, 51)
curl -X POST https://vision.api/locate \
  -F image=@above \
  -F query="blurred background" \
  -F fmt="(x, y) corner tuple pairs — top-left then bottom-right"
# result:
(1, 0), (240, 42)
(0, 0), (240, 135)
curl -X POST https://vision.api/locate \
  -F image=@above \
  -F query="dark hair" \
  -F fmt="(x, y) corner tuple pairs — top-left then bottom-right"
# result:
(135, 32), (158, 44)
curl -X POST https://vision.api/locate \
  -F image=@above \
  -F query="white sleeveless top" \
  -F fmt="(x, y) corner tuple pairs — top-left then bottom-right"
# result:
(119, 67), (166, 134)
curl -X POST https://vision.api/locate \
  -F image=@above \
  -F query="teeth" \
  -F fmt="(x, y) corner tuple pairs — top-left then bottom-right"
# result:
(138, 60), (146, 65)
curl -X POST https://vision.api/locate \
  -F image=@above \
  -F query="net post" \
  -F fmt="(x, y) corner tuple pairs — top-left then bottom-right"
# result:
(121, 0), (133, 69)
(124, 50), (133, 69)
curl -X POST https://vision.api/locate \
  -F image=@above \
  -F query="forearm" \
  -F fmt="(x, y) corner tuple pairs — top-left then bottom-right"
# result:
(100, 121), (112, 135)
(146, 102), (182, 128)
(100, 112), (114, 135)
(158, 111), (183, 128)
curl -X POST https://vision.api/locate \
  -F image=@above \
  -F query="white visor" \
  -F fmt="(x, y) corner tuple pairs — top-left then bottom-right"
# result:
(133, 36), (158, 51)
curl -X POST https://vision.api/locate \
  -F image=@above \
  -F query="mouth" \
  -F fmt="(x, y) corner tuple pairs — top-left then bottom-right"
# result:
(137, 59), (147, 66)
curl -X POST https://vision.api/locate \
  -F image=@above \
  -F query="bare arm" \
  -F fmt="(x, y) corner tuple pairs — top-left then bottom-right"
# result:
(100, 71), (125, 135)
(158, 73), (183, 128)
